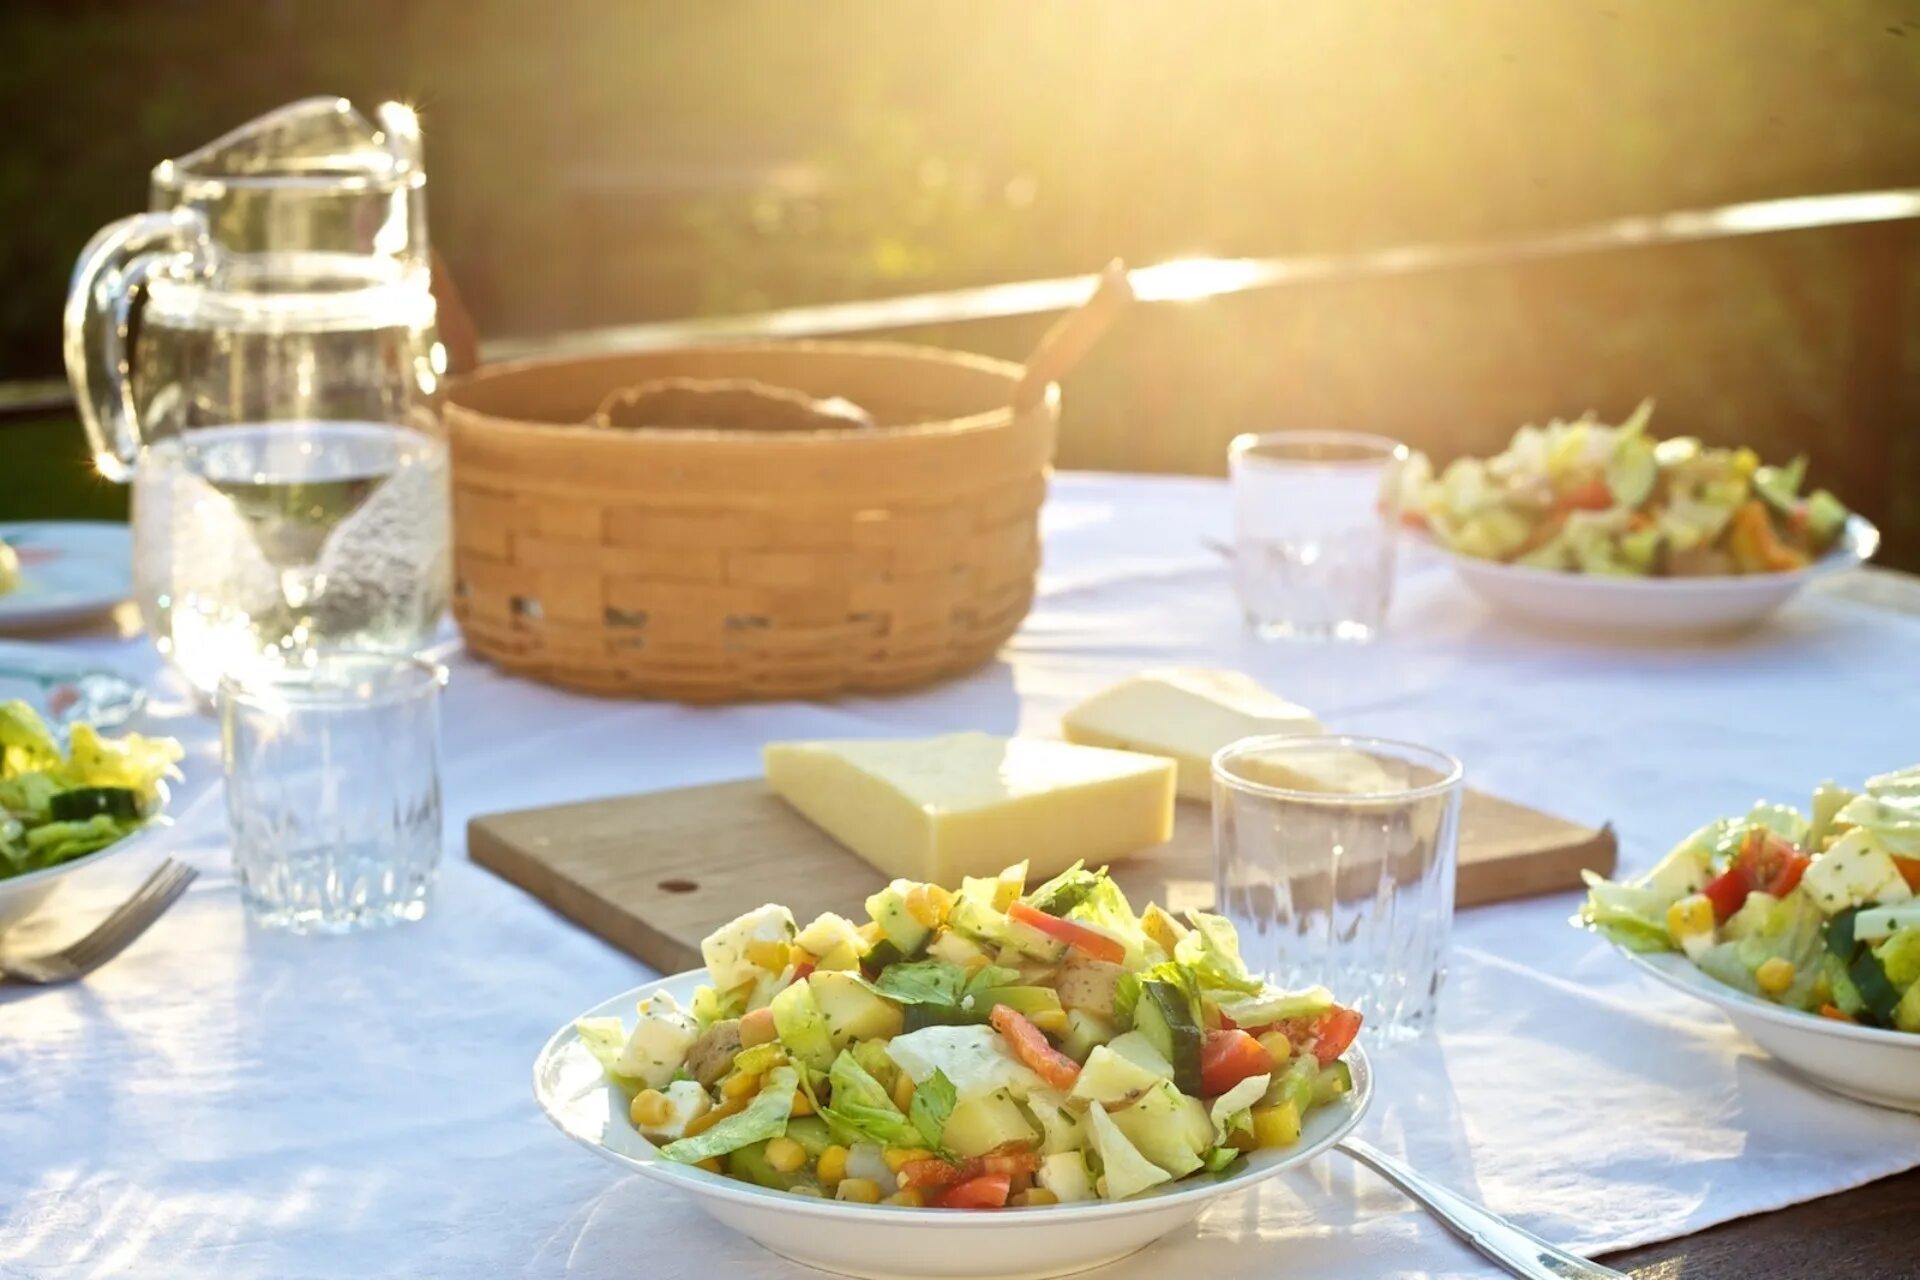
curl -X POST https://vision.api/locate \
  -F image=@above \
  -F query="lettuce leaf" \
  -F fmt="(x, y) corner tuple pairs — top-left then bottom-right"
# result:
(0, 700), (61, 775)
(575, 1016), (647, 1092)
(661, 1066), (798, 1163)
(819, 1050), (923, 1150)
(1066, 876), (1152, 968)
(1836, 792), (1920, 858)
(53, 723), (182, 803)
(1578, 871), (1677, 953)
(907, 1068), (957, 1151)
(1208, 1072), (1270, 1144)
(1175, 912), (1263, 994)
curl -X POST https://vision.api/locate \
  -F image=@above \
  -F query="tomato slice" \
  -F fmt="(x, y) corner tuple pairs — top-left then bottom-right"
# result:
(1894, 855), (1920, 894)
(1262, 1004), (1365, 1067)
(989, 1004), (1081, 1091)
(1200, 1029), (1273, 1096)
(1006, 902), (1127, 964)
(1701, 865), (1753, 921)
(932, 1172), (1012, 1209)
(1310, 1005), (1364, 1066)
(901, 1144), (1041, 1191)
(1735, 828), (1811, 898)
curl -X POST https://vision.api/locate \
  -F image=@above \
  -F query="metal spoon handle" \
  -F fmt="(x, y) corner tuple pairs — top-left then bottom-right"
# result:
(1337, 1138), (1627, 1280)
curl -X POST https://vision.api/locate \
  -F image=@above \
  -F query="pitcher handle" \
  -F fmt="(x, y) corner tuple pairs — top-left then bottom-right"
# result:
(61, 208), (215, 482)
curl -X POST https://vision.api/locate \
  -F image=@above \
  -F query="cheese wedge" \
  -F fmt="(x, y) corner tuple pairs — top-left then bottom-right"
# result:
(1062, 668), (1323, 800)
(1231, 744), (1396, 796)
(763, 732), (1176, 884)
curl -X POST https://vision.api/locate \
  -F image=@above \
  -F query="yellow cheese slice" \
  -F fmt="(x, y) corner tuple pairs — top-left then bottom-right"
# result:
(763, 732), (1176, 884)
(1062, 668), (1323, 800)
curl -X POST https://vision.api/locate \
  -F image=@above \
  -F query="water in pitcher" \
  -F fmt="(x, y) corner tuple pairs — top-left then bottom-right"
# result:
(132, 420), (450, 700)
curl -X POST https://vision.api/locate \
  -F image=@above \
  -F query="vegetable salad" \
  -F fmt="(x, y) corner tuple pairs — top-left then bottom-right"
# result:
(579, 863), (1362, 1209)
(1581, 764), (1920, 1033)
(1403, 402), (1851, 577)
(0, 700), (182, 878)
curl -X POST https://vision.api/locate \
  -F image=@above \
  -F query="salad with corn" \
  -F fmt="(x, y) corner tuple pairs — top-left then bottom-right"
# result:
(1, 700), (181, 879)
(1403, 401), (1851, 576)
(578, 862), (1362, 1209)
(1581, 764), (1920, 1033)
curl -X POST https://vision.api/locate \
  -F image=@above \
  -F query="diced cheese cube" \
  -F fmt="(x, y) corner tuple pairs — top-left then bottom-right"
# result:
(885, 1024), (1046, 1101)
(1062, 668), (1323, 800)
(700, 904), (797, 993)
(1037, 1150), (1097, 1203)
(763, 733), (1175, 884)
(794, 911), (863, 959)
(613, 991), (701, 1087)
(1800, 830), (1915, 915)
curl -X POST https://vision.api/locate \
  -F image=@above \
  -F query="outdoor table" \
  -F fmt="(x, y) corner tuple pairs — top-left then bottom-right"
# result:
(6, 472), (1919, 1280)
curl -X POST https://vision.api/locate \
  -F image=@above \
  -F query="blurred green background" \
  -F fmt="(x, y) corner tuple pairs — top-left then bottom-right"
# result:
(4, 2), (1917, 565)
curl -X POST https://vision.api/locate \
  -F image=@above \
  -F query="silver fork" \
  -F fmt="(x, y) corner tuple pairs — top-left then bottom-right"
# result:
(1338, 1138), (1628, 1279)
(0, 859), (198, 984)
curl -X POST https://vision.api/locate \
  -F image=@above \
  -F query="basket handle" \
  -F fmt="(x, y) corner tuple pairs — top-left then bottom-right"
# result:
(1013, 259), (1133, 412)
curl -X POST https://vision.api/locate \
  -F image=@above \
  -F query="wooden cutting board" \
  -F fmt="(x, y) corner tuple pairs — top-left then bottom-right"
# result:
(469, 779), (1615, 974)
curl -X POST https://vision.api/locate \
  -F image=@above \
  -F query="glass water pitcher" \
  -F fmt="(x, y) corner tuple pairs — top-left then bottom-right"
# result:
(61, 98), (450, 688)
(63, 96), (445, 477)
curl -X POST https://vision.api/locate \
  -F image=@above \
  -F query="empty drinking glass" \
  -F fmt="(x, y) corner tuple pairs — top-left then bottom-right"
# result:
(219, 653), (447, 934)
(1228, 431), (1408, 640)
(1213, 734), (1462, 1040)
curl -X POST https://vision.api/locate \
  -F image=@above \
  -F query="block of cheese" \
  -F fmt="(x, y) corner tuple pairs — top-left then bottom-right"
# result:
(1062, 668), (1323, 800)
(763, 732), (1176, 884)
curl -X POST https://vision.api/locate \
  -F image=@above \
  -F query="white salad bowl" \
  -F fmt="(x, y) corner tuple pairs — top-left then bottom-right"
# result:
(0, 789), (169, 932)
(1428, 513), (1878, 638)
(1619, 946), (1920, 1113)
(536, 971), (1374, 1280)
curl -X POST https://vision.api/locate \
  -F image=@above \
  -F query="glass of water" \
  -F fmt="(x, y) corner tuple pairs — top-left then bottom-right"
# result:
(219, 653), (447, 934)
(134, 421), (450, 701)
(1213, 734), (1463, 1041)
(1228, 430), (1408, 641)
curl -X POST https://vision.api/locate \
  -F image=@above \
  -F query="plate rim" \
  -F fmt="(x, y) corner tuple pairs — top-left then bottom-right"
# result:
(0, 519), (133, 625)
(534, 970), (1374, 1225)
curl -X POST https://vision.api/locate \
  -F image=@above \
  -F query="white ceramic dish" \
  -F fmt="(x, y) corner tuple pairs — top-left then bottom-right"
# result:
(0, 803), (167, 932)
(1619, 945), (1920, 1113)
(536, 971), (1374, 1280)
(0, 521), (132, 633)
(1428, 514), (1878, 638)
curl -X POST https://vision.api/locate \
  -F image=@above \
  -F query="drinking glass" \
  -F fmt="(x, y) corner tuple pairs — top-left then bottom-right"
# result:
(135, 421), (450, 701)
(219, 653), (446, 934)
(1228, 431), (1408, 641)
(1213, 734), (1462, 1040)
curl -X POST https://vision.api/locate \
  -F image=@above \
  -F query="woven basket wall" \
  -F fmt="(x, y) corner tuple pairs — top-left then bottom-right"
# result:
(442, 341), (1058, 701)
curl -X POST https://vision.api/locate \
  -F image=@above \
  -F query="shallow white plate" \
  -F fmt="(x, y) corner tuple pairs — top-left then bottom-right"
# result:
(0, 521), (132, 633)
(536, 972), (1374, 1280)
(1618, 946), (1920, 1113)
(1429, 514), (1878, 638)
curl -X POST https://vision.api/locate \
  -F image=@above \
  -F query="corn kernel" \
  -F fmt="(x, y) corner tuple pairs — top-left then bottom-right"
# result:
(1257, 1031), (1293, 1066)
(721, 1071), (763, 1101)
(1667, 895), (1715, 939)
(836, 1178), (883, 1204)
(695, 1157), (724, 1174)
(816, 1144), (850, 1185)
(682, 1095), (746, 1138)
(789, 1089), (814, 1117)
(1251, 1101), (1302, 1149)
(765, 1136), (808, 1173)
(890, 1073), (917, 1112)
(1756, 957), (1797, 995)
(904, 884), (941, 930)
(629, 1088), (672, 1129)
(883, 1147), (933, 1174)
(1011, 1188), (1058, 1207)
(884, 1188), (926, 1207)
(747, 939), (792, 971)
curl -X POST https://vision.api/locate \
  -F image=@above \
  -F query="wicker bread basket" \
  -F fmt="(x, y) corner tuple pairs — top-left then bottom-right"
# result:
(442, 341), (1058, 701)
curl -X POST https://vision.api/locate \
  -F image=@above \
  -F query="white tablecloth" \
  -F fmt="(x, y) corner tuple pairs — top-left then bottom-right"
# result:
(6, 473), (1920, 1280)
